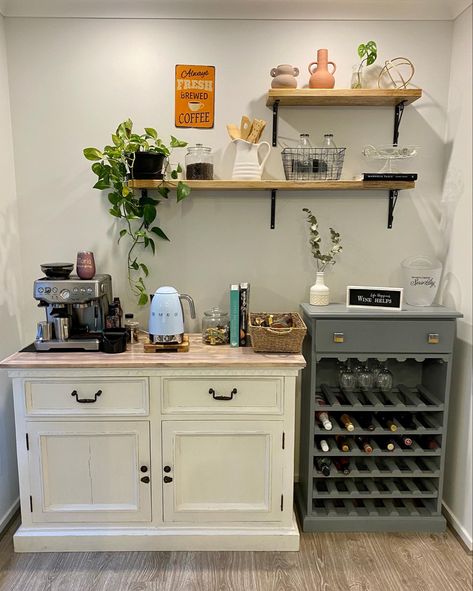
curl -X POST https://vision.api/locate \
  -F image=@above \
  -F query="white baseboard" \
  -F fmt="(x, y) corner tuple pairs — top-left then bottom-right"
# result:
(0, 498), (19, 534)
(442, 501), (473, 551)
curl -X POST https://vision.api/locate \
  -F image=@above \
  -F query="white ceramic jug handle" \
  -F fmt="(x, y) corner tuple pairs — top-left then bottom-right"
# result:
(257, 141), (271, 169)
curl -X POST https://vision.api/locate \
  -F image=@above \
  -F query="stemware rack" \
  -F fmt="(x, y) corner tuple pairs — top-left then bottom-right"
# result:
(297, 304), (461, 532)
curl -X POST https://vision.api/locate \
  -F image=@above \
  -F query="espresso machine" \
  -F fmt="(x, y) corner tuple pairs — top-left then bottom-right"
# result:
(34, 274), (112, 351)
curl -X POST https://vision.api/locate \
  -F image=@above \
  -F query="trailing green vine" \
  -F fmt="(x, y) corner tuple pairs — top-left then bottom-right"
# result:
(83, 119), (190, 305)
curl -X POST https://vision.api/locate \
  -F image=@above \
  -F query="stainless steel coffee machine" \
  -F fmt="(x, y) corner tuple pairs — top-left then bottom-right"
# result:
(34, 274), (112, 351)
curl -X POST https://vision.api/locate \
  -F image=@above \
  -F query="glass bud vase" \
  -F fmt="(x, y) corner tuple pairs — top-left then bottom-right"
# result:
(310, 272), (330, 306)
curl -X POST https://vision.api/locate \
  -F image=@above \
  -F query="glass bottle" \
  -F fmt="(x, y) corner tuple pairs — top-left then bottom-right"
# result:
(202, 307), (230, 345)
(124, 313), (139, 343)
(185, 144), (214, 180)
(321, 133), (337, 148)
(295, 133), (313, 178)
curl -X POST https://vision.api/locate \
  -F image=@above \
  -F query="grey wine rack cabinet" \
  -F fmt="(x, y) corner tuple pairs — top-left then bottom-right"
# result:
(297, 303), (461, 532)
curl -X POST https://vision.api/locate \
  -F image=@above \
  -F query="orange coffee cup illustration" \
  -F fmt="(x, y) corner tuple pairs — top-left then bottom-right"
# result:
(188, 101), (204, 111)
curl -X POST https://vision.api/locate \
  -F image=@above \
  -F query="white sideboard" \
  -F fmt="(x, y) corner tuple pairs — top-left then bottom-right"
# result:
(1, 335), (305, 552)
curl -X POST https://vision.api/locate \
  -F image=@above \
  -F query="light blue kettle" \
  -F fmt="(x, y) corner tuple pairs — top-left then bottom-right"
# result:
(148, 286), (195, 344)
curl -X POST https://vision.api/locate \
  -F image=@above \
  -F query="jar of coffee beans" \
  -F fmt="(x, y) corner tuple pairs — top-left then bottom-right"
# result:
(185, 144), (214, 180)
(202, 308), (229, 345)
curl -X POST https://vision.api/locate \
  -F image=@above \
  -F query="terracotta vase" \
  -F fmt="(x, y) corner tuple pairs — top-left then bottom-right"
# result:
(308, 49), (336, 89)
(270, 64), (299, 88)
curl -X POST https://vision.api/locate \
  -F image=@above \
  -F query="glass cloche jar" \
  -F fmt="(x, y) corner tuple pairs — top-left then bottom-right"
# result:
(185, 144), (214, 180)
(202, 307), (230, 345)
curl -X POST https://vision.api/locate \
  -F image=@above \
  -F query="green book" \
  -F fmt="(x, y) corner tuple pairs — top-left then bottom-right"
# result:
(230, 284), (240, 347)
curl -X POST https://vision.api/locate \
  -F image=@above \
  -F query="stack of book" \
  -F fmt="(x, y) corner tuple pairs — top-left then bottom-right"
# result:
(230, 283), (250, 347)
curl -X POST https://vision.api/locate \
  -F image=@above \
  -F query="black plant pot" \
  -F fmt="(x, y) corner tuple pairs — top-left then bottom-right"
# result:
(131, 151), (165, 180)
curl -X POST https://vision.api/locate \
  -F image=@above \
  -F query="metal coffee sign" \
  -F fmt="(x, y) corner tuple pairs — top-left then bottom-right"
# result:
(346, 286), (403, 310)
(175, 65), (215, 129)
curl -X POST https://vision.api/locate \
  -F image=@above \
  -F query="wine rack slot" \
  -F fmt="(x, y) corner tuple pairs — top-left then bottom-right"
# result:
(298, 305), (460, 532)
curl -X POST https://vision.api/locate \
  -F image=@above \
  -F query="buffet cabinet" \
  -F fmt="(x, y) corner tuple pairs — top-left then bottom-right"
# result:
(3, 344), (304, 552)
(297, 304), (461, 532)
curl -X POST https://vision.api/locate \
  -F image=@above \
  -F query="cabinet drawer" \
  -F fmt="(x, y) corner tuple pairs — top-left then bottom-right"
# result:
(25, 378), (149, 416)
(162, 377), (283, 415)
(315, 320), (455, 353)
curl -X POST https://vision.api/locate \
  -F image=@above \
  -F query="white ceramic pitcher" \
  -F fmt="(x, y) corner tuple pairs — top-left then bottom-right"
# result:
(231, 139), (271, 180)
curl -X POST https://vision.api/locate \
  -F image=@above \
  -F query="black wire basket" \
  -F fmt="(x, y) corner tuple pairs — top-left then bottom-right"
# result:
(281, 147), (346, 181)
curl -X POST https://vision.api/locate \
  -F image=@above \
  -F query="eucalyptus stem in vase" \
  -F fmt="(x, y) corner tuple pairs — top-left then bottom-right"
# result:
(303, 208), (342, 306)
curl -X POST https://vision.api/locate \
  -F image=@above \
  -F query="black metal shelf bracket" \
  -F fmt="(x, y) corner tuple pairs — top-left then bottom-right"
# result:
(388, 189), (398, 229)
(270, 189), (277, 229)
(272, 100), (280, 147)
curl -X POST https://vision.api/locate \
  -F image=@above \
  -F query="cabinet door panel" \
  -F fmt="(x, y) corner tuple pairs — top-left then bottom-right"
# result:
(162, 421), (283, 523)
(28, 421), (151, 523)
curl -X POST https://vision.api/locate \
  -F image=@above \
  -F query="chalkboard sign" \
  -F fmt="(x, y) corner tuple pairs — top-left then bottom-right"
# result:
(346, 286), (403, 310)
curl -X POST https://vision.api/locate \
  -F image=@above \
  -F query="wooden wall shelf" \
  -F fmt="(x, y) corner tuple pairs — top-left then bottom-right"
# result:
(266, 88), (422, 107)
(129, 179), (415, 191)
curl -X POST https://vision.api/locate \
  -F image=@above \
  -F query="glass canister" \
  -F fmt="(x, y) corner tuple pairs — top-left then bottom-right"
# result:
(202, 307), (230, 345)
(185, 144), (214, 180)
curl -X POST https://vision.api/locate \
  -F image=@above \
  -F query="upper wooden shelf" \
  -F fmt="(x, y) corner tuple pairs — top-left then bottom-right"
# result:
(129, 179), (415, 191)
(266, 88), (422, 107)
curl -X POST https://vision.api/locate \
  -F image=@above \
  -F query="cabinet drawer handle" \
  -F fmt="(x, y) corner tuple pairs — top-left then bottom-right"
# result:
(163, 476), (173, 483)
(333, 332), (344, 343)
(140, 476), (150, 484)
(428, 333), (440, 344)
(71, 389), (102, 403)
(209, 387), (237, 401)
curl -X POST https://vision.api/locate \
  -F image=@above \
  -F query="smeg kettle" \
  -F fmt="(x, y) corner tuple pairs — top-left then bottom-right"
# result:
(148, 286), (196, 344)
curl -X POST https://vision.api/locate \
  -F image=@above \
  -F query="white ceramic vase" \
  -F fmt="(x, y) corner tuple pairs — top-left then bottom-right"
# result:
(231, 139), (271, 180)
(310, 272), (330, 306)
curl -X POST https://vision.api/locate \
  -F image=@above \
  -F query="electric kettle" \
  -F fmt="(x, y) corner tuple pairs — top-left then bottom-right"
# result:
(148, 286), (196, 344)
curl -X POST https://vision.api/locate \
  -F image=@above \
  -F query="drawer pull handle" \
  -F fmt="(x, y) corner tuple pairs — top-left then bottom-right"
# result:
(163, 476), (173, 483)
(71, 389), (102, 403)
(428, 333), (440, 344)
(140, 466), (148, 473)
(209, 387), (237, 401)
(140, 476), (150, 484)
(333, 332), (345, 343)
(163, 466), (172, 473)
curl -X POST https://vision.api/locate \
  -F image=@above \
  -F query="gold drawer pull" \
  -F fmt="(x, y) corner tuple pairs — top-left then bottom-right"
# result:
(333, 332), (345, 343)
(428, 333), (440, 344)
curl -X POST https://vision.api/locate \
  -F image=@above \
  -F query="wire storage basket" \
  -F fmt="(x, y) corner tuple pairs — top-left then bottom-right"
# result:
(282, 147), (346, 181)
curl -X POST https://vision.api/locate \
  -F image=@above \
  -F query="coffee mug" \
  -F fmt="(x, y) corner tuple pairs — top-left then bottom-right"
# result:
(188, 101), (204, 112)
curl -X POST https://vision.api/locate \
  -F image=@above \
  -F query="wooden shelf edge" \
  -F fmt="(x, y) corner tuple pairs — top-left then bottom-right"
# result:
(129, 180), (415, 191)
(266, 88), (423, 107)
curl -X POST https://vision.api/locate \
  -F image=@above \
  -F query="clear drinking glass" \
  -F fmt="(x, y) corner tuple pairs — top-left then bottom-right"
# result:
(357, 364), (374, 391)
(376, 365), (393, 393)
(339, 363), (357, 392)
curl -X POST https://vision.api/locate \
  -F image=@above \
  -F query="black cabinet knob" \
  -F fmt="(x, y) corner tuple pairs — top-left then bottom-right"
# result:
(140, 466), (148, 473)
(163, 466), (171, 473)
(140, 476), (150, 484)
(163, 476), (173, 483)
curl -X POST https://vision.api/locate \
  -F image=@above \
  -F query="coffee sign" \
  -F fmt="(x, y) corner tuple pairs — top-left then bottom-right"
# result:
(175, 65), (215, 129)
(346, 286), (403, 310)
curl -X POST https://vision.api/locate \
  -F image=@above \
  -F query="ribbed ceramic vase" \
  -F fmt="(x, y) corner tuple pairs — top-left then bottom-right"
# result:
(310, 272), (330, 306)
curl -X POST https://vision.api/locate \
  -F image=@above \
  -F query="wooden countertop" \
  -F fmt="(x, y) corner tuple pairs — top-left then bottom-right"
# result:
(0, 334), (306, 370)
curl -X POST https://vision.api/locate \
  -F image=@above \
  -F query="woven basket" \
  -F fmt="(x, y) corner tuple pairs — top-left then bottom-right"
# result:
(249, 313), (307, 353)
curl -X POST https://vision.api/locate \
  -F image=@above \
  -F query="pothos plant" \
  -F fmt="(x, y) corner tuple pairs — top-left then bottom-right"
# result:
(302, 208), (342, 272)
(83, 119), (190, 305)
(352, 40), (378, 89)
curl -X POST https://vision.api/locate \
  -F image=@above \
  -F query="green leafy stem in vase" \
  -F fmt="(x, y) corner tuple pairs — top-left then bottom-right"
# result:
(353, 40), (378, 89)
(83, 119), (190, 305)
(303, 208), (342, 272)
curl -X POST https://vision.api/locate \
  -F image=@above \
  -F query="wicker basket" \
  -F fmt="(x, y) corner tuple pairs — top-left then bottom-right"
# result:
(249, 313), (307, 353)
(281, 147), (346, 181)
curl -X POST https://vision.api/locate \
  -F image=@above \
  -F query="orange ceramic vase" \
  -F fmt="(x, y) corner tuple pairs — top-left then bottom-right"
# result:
(308, 49), (336, 89)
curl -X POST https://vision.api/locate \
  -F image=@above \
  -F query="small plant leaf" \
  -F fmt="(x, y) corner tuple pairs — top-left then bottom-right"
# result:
(151, 226), (170, 241)
(83, 147), (103, 161)
(366, 54), (377, 66)
(109, 207), (121, 217)
(118, 228), (127, 242)
(94, 179), (111, 190)
(143, 204), (157, 225)
(140, 263), (149, 277)
(144, 127), (158, 139)
(148, 237), (156, 255)
(138, 292), (148, 306)
(92, 162), (104, 176)
(158, 186), (170, 199)
(357, 43), (367, 58)
(170, 136), (188, 148)
(177, 181), (191, 202)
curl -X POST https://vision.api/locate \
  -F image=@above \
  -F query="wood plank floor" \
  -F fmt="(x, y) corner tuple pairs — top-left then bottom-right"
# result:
(0, 517), (471, 591)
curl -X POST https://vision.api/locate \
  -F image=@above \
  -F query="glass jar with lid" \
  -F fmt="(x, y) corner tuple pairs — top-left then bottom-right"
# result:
(185, 144), (214, 180)
(202, 307), (230, 345)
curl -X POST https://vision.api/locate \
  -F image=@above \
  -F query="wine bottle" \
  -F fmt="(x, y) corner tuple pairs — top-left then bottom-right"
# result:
(355, 436), (373, 454)
(385, 438), (396, 451)
(315, 410), (333, 431)
(397, 413), (417, 430)
(333, 457), (351, 475)
(377, 413), (398, 432)
(422, 436), (440, 450)
(315, 457), (331, 476)
(335, 435), (350, 452)
(315, 394), (328, 406)
(319, 439), (330, 452)
(340, 413), (355, 432)
(357, 412), (375, 431)
(398, 435), (413, 448)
